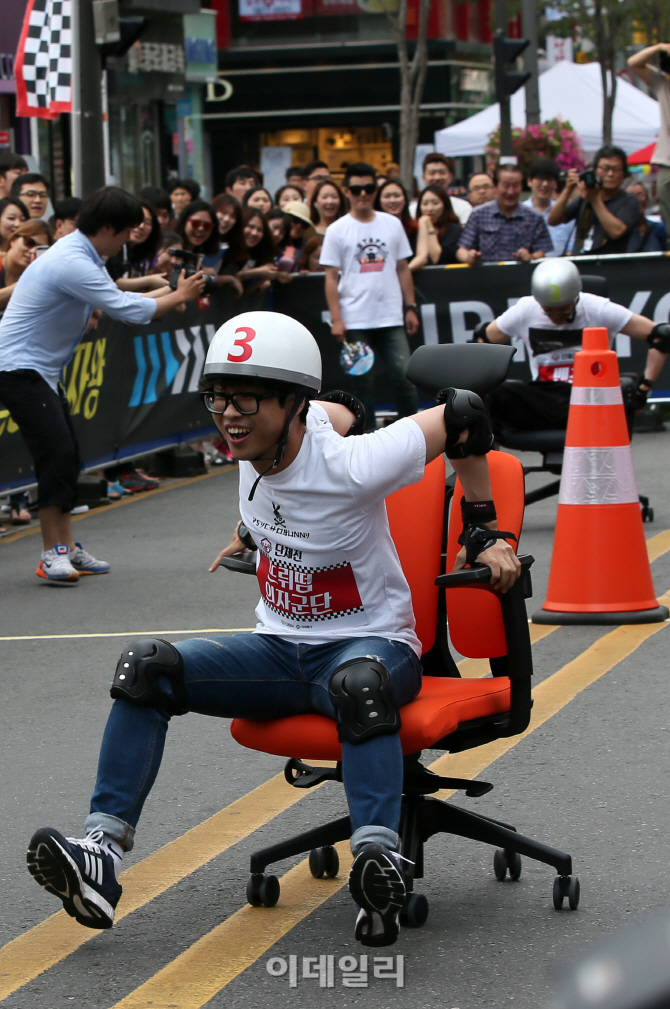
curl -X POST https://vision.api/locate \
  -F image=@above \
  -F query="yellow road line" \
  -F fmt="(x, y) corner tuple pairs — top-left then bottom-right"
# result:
(458, 622), (558, 678)
(432, 590), (670, 786)
(647, 527), (670, 563)
(2, 599), (667, 1005)
(109, 842), (353, 1009)
(104, 601), (670, 1009)
(0, 629), (255, 642)
(0, 770), (331, 1002)
(0, 465), (236, 545)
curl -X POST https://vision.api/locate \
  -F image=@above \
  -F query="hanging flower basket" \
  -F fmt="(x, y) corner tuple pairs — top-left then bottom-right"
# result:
(486, 118), (586, 173)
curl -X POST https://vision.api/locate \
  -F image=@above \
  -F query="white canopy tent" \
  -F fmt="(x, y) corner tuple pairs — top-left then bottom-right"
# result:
(434, 61), (660, 157)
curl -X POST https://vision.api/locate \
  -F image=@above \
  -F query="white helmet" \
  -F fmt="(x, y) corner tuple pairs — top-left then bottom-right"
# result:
(531, 259), (582, 308)
(204, 311), (322, 393)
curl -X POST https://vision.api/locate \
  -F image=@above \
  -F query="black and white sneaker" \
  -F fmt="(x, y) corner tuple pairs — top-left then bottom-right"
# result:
(349, 843), (407, 947)
(27, 827), (122, 929)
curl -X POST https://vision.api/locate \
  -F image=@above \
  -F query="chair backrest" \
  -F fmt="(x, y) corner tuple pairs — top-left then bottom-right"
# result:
(385, 455), (445, 653)
(445, 450), (525, 658)
(580, 274), (608, 298)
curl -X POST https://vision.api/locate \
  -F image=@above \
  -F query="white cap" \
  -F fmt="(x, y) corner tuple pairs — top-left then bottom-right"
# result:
(204, 311), (322, 393)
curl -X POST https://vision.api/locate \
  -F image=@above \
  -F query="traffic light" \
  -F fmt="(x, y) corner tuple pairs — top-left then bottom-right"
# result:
(494, 36), (531, 103)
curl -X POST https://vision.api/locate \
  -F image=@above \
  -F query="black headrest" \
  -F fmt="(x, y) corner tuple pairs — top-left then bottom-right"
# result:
(406, 343), (516, 397)
(580, 274), (608, 298)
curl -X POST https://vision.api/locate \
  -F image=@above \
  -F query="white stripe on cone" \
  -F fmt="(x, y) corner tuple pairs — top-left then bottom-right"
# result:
(569, 386), (623, 406)
(558, 446), (639, 506)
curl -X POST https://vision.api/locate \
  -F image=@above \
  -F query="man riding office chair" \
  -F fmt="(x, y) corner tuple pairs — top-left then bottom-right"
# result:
(472, 259), (669, 510)
(26, 312), (521, 950)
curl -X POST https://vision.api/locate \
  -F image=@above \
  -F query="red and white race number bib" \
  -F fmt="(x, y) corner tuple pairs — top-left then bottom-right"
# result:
(257, 552), (366, 626)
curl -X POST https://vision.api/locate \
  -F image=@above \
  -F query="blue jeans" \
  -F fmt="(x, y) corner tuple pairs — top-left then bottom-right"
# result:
(86, 634), (422, 854)
(347, 326), (419, 431)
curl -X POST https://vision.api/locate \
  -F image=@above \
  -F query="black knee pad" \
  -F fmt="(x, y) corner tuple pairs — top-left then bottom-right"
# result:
(329, 657), (401, 745)
(110, 637), (188, 716)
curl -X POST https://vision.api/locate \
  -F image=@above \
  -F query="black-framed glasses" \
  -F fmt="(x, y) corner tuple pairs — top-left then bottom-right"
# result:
(201, 391), (277, 415)
(348, 183), (377, 196)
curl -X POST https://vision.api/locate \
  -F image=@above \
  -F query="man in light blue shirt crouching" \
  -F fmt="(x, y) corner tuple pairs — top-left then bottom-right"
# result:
(0, 187), (205, 583)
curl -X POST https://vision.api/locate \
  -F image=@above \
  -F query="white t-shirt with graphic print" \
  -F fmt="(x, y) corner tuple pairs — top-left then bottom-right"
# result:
(238, 403), (426, 655)
(496, 293), (632, 383)
(319, 211), (413, 330)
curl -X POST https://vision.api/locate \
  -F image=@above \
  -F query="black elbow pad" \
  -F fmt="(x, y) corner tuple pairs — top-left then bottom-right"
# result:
(437, 387), (494, 459)
(648, 323), (670, 355)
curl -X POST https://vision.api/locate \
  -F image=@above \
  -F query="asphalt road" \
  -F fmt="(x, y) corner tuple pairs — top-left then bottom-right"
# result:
(1, 428), (670, 1009)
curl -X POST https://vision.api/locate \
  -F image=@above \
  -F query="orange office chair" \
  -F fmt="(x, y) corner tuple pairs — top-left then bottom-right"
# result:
(224, 344), (580, 927)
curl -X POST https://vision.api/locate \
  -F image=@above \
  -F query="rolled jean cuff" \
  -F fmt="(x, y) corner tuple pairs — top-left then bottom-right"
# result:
(350, 825), (400, 856)
(85, 812), (136, 852)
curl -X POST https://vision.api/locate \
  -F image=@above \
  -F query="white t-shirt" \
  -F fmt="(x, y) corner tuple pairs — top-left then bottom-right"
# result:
(409, 194), (472, 225)
(648, 66), (670, 168)
(319, 211), (413, 329)
(496, 293), (633, 382)
(238, 403), (426, 655)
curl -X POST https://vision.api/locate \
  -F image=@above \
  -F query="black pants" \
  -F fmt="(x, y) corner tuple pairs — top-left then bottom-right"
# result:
(0, 370), (79, 512)
(487, 379), (572, 434)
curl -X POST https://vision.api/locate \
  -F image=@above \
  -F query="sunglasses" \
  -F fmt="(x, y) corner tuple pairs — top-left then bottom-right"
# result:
(21, 236), (40, 249)
(187, 217), (213, 231)
(347, 184), (377, 196)
(201, 391), (277, 415)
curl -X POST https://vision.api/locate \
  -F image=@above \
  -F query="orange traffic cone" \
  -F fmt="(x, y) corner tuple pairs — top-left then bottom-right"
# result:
(533, 326), (668, 625)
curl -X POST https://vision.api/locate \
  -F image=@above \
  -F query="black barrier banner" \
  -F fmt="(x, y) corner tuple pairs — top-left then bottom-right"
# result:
(275, 254), (670, 393)
(2, 254), (670, 493)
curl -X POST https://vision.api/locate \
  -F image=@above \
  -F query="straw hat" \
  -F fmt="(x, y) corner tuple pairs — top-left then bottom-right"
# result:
(282, 201), (314, 227)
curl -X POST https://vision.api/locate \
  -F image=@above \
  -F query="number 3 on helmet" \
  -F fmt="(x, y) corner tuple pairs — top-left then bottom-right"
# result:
(227, 327), (256, 363)
(205, 311), (322, 393)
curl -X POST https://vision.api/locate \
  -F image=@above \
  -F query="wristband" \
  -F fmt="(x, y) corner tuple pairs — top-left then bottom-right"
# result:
(458, 525), (517, 567)
(238, 523), (257, 551)
(404, 304), (418, 313)
(461, 497), (497, 525)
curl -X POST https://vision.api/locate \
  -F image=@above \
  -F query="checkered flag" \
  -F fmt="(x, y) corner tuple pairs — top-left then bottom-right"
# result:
(15, 0), (73, 119)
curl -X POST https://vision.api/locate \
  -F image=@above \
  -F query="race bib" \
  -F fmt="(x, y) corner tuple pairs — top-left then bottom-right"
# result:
(257, 550), (368, 629)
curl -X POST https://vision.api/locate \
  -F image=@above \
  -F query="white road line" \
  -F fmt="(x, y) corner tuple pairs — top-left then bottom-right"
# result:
(0, 628), (255, 642)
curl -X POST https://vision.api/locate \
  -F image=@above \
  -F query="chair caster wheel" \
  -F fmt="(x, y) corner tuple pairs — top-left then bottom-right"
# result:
(642, 506), (654, 523)
(399, 892), (429, 928)
(493, 848), (522, 881)
(553, 875), (579, 910)
(309, 845), (339, 879)
(247, 872), (280, 907)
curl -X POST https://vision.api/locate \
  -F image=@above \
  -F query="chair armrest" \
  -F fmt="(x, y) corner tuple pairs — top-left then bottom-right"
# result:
(436, 553), (534, 588)
(218, 553), (257, 576)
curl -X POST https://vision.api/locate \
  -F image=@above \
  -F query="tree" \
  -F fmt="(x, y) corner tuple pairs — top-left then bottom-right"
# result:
(379, 0), (433, 193)
(546, 0), (631, 145)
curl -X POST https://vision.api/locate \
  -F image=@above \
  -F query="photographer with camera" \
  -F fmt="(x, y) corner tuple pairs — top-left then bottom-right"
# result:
(548, 146), (640, 255)
(628, 44), (670, 245)
(0, 187), (205, 583)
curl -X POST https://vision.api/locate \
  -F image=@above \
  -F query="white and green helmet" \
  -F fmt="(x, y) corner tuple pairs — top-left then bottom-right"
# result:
(204, 310), (322, 393)
(531, 259), (582, 308)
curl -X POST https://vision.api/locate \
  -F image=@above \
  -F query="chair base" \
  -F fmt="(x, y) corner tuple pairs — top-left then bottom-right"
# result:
(533, 604), (669, 625)
(244, 762), (578, 925)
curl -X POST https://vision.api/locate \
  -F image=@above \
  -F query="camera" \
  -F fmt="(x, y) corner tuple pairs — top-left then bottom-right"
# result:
(659, 49), (670, 73)
(579, 168), (600, 188)
(168, 248), (216, 295)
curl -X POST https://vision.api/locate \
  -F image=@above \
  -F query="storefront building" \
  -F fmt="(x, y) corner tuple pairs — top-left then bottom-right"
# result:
(204, 0), (495, 193)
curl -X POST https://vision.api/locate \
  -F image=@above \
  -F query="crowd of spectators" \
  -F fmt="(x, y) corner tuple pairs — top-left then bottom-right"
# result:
(0, 139), (666, 530)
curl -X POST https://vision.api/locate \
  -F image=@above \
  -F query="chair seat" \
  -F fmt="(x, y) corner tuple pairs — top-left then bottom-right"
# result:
(497, 428), (566, 453)
(230, 676), (512, 760)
